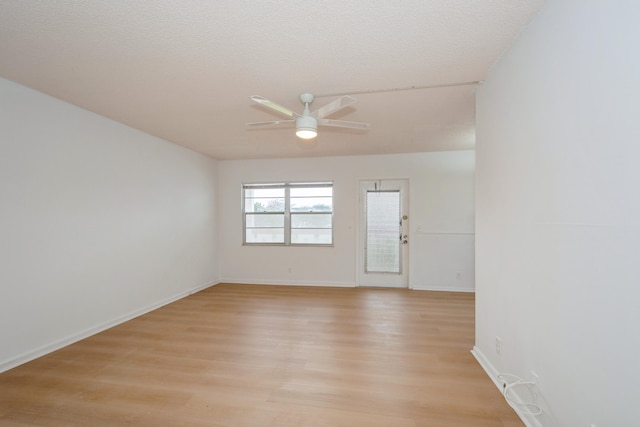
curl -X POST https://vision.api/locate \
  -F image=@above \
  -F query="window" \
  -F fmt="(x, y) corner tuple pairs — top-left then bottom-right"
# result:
(243, 182), (333, 246)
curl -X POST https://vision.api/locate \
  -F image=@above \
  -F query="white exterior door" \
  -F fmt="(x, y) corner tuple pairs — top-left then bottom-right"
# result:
(357, 179), (409, 288)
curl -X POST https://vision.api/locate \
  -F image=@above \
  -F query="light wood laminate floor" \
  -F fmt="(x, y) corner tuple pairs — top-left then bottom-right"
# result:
(0, 284), (523, 426)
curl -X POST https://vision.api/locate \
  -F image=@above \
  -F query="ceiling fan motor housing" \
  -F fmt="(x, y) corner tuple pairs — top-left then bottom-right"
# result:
(295, 115), (318, 139)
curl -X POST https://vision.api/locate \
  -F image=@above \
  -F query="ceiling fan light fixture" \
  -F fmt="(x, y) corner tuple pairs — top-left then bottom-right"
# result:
(247, 92), (368, 140)
(296, 129), (317, 139)
(295, 116), (318, 139)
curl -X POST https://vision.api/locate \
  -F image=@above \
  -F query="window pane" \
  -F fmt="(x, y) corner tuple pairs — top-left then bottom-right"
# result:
(245, 213), (284, 228)
(291, 228), (332, 244)
(245, 228), (284, 243)
(290, 187), (332, 197)
(246, 187), (285, 198)
(244, 187), (285, 213)
(290, 196), (332, 212)
(245, 197), (285, 212)
(291, 213), (332, 228)
(366, 191), (400, 273)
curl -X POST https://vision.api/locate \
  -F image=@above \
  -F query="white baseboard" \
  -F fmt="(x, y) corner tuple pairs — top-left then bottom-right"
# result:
(471, 346), (544, 427)
(219, 278), (356, 288)
(411, 284), (475, 292)
(0, 280), (219, 374)
(220, 279), (476, 292)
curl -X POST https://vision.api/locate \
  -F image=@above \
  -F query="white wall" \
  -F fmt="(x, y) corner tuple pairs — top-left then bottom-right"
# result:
(218, 151), (475, 290)
(475, 1), (640, 426)
(0, 78), (219, 372)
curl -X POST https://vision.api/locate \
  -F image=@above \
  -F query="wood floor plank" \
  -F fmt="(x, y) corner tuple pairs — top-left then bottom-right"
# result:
(0, 284), (522, 426)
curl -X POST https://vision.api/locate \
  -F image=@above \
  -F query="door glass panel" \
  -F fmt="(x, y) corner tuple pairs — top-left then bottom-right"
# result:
(365, 191), (401, 273)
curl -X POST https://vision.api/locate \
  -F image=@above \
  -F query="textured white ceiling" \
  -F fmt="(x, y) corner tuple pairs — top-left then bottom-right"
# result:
(0, 1), (546, 160)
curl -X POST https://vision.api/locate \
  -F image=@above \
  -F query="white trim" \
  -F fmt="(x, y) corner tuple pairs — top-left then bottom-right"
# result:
(220, 279), (475, 292)
(0, 280), (219, 374)
(412, 284), (475, 292)
(471, 346), (544, 427)
(414, 231), (475, 235)
(219, 278), (356, 288)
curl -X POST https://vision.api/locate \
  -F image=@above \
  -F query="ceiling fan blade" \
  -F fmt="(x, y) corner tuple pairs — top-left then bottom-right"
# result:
(312, 95), (357, 119)
(319, 118), (370, 130)
(250, 95), (298, 118)
(246, 119), (295, 127)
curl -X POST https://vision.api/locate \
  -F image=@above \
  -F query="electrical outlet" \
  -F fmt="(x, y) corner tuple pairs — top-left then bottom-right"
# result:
(495, 336), (502, 355)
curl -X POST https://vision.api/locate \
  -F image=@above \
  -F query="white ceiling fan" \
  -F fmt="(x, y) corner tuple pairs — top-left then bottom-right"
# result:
(246, 93), (370, 139)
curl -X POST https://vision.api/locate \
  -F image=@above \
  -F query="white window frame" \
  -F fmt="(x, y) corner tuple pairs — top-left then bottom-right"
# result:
(242, 182), (334, 246)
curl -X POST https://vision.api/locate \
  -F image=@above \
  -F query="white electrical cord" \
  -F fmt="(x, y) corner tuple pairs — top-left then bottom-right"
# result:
(497, 373), (543, 416)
